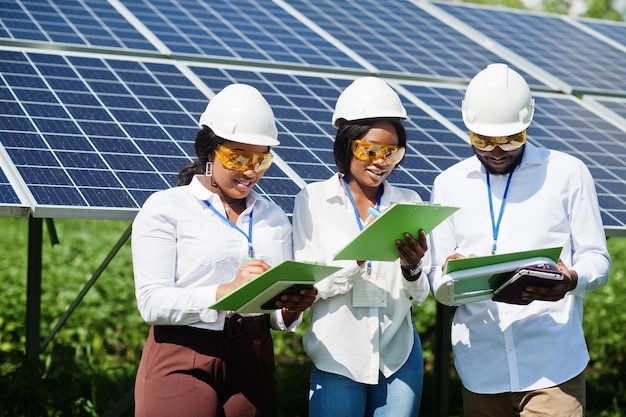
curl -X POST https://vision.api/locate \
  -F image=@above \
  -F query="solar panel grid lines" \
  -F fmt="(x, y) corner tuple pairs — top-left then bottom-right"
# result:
(0, 140), (32, 215)
(118, 0), (363, 69)
(0, 50), (218, 218)
(285, 0), (547, 84)
(0, 0), (625, 232)
(573, 16), (626, 49)
(416, 1), (568, 93)
(0, 0), (156, 51)
(433, 1), (626, 96)
(0, 169), (19, 204)
(582, 96), (626, 131)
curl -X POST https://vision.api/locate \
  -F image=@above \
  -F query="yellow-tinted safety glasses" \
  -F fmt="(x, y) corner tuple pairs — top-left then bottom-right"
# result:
(351, 140), (406, 165)
(214, 145), (273, 173)
(469, 130), (527, 152)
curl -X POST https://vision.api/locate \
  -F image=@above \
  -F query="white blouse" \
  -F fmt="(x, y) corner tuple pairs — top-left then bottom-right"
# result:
(293, 173), (430, 384)
(132, 175), (296, 331)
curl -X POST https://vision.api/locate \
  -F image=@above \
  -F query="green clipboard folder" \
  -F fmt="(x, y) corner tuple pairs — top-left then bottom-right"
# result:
(209, 260), (341, 314)
(433, 246), (563, 306)
(333, 203), (459, 262)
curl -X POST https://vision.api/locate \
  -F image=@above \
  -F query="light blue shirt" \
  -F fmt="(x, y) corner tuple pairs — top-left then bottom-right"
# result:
(428, 142), (611, 393)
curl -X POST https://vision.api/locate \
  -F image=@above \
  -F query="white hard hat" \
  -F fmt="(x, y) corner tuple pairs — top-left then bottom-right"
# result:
(331, 77), (408, 128)
(462, 63), (535, 137)
(199, 83), (279, 146)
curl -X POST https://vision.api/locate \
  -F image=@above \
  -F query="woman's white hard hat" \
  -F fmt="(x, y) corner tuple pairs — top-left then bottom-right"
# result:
(462, 63), (535, 137)
(199, 83), (279, 146)
(332, 76), (408, 128)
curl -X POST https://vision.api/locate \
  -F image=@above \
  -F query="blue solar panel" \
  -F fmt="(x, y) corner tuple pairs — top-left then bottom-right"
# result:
(402, 83), (626, 231)
(286, 0), (546, 86)
(0, 0), (156, 50)
(118, 0), (362, 69)
(0, 1), (625, 235)
(582, 96), (626, 132)
(0, 51), (330, 218)
(0, 51), (197, 216)
(433, 1), (626, 95)
(590, 98), (626, 123)
(0, 166), (22, 204)
(577, 17), (626, 48)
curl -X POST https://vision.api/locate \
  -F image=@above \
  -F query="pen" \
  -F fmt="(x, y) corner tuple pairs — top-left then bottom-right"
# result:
(368, 206), (382, 217)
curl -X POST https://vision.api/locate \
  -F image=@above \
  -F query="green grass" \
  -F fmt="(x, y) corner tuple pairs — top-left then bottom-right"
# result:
(0, 216), (624, 416)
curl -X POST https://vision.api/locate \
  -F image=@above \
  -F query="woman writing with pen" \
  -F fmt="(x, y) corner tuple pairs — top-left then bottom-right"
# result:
(132, 83), (317, 417)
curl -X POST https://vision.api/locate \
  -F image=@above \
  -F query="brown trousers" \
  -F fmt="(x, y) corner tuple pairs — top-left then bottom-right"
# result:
(134, 317), (275, 417)
(462, 371), (585, 417)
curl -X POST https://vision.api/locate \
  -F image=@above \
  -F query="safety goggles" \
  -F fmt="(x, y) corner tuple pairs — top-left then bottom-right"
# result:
(469, 130), (527, 152)
(214, 145), (273, 173)
(351, 140), (406, 165)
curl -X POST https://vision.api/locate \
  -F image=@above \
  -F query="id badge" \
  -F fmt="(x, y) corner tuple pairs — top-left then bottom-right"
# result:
(352, 278), (387, 308)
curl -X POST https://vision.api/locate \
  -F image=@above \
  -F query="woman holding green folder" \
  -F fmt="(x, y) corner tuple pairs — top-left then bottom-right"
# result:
(132, 84), (316, 417)
(292, 77), (430, 417)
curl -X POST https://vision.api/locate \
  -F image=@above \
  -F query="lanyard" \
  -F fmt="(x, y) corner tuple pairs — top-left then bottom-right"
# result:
(486, 171), (513, 255)
(342, 176), (382, 230)
(343, 176), (382, 273)
(203, 199), (255, 259)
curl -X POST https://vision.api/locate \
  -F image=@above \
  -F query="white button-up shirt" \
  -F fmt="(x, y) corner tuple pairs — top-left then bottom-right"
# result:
(132, 175), (295, 331)
(293, 173), (430, 384)
(428, 142), (611, 393)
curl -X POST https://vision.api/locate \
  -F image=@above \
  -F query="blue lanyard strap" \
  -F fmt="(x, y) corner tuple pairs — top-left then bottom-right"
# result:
(203, 199), (255, 259)
(486, 171), (513, 255)
(342, 176), (382, 273)
(342, 176), (382, 231)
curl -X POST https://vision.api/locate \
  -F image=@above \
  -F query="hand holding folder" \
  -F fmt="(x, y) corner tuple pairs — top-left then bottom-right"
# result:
(209, 260), (341, 314)
(433, 246), (563, 306)
(333, 203), (459, 262)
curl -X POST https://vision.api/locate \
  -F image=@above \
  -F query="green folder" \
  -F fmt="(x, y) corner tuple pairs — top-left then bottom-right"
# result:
(333, 203), (459, 262)
(434, 246), (563, 306)
(209, 260), (341, 314)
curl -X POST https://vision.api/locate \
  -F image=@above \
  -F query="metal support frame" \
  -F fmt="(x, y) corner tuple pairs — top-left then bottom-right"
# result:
(25, 216), (42, 417)
(433, 303), (454, 417)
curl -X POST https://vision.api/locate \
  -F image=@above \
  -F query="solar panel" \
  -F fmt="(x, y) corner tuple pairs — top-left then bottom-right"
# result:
(286, 0), (547, 86)
(0, 51), (200, 218)
(0, 50), (366, 218)
(0, 49), (499, 218)
(433, 1), (626, 95)
(118, 0), (363, 69)
(0, 1), (625, 236)
(0, 0), (156, 50)
(576, 17), (626, 48)
(0, 163), (28, 215)
(582, 96), (626, 131)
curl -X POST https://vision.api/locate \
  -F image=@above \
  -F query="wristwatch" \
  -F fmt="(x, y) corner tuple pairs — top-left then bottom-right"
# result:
(402, 260), (423, 277)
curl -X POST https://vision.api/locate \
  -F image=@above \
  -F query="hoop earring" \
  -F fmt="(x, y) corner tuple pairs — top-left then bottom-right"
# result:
(205, 160), (213, 176)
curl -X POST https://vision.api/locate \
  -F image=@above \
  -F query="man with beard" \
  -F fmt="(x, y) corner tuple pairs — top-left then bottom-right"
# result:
(427, 63), (610, 417)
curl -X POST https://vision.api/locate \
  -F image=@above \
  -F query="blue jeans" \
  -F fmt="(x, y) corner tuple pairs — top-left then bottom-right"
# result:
(308, 326), (423, 417)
